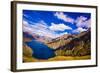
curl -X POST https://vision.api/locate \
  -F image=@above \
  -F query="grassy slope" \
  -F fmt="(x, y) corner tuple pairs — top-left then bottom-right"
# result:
(23, 55), (90, 62)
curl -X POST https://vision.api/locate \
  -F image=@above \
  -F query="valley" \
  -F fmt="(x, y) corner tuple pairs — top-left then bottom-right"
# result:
(23, 29), (91, 62)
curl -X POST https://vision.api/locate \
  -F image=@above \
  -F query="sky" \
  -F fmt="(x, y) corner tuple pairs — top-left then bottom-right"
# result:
(23, 10), (91, 38)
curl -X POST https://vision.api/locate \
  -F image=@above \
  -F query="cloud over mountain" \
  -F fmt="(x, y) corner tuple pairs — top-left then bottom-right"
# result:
(23, 20), (70, 38)
(23, 10), (91, 37)
(54, 12), (91, 33)
(75, 16), (91, 28)
(54, 12), (75, 24)
(49, 23), (72, 31)
(73, 27), (87, 33)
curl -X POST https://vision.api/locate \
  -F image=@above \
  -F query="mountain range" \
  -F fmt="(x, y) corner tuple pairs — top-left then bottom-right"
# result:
(23, 29), (91, 59)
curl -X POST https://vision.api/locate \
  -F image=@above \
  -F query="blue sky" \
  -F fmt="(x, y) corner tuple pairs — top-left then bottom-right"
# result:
(23, 10), (91, 38)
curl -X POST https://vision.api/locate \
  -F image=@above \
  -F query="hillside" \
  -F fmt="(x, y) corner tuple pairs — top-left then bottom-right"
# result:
(46, 29), (91, 56)
(23, 31), (53, 43)
(23, 29), (91, 62)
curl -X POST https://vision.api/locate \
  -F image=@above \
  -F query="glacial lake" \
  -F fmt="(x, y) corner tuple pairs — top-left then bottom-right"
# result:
(25, 40), (55, 59)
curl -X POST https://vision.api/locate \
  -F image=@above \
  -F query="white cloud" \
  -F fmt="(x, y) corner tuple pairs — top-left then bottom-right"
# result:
(23, 20), (69, 38)
(54, 12), (74, 24)
(75, 16), (90, 28)
(23, 20), (33, 32)
(23, 20), (53, 37)
(23, 20), (29, 26)
(73, 27), (87, 33)
(83, 19), (91, 28)
(49, 23), (72, 31)
(23, 14), (30, 18)
(73, 16), (91, 34)
(58, 32), (68, 36)
(54, 12), (91, 29)
(23, 14), (91, 38)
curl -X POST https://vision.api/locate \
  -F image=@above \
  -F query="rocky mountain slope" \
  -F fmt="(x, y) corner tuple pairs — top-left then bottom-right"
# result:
(23, 29), (91, 61)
